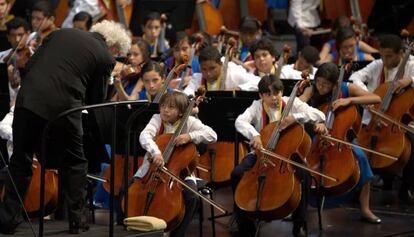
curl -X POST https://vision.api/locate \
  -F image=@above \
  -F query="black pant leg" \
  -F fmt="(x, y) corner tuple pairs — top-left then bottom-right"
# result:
(402, 132), (414, 191)
(292, 168), (311, 224)
(53, 112), (88, 225)
(230, 153), (257, 237)
(170, 179), (199, 237)
(0, 108), (46, 226)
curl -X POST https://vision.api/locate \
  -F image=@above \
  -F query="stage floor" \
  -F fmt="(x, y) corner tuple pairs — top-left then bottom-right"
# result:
(8, 182), (414, 237)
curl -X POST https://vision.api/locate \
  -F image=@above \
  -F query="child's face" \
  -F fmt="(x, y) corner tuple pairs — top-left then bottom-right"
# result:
(129, 44), (144, 67)
(160, 102), (181, 124)
(240, 32), (259, 47)
(142, 70), (163, 96)
(296, 55), (311, 72)
(7, 26), (27, 49)
(143, 19), (161, 42)
(254, 49), (275, 74)
(339, 37), (356, 60)
(173, 40), (191, 64)
(31, 10), (54, 31)
(380, 48), (402, 69)
(200, 60), (222, 82)
(260, 88), (283, 109)
(73, 20), (88, 31)
(315, 77), (334, 96)
(0, 0), (7, 17)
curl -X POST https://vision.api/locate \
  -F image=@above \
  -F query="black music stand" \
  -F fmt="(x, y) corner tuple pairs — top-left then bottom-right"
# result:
(39, 100), (150, 237)
(197, 91), (258, 222)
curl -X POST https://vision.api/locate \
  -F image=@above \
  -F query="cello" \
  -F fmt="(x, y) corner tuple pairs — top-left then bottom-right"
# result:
(123, 94), (200, 230)
(102, 64), (186, 195)
(234, 80), (311, 220)
(358, 41), (414, 174)
(307, 65), (360, 196)
(188, 0), (224, 36)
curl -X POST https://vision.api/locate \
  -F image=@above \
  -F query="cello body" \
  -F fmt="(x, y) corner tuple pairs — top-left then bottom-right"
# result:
(197, 142), (247, 182)
(234, 122), (310, 221)
(358, 82), (414, 174)
(188, 1), (223, 36)
(24, 159), (58, 217)
(123, 134), (198, 230)
(307, 104), (361, 196)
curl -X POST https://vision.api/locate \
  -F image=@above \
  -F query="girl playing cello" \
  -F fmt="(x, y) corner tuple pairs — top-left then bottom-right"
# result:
(300, 62), (382, 224)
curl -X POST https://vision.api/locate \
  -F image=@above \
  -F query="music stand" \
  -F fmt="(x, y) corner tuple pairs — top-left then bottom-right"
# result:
(197, 91), (257, 221)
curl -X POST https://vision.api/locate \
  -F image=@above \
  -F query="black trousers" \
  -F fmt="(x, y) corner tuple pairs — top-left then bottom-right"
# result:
(402, 132), (414, 191)
(231, 152), (310, 237)
(170, 179), (199, 237)
(0, 107), (88, 227)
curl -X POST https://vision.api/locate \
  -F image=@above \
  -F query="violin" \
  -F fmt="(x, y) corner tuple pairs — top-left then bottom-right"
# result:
(218, 37), (237, 91)
(234, 80), (311, 220)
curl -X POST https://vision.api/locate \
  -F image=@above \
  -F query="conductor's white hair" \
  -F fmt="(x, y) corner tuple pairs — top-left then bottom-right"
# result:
(90, 20), (131, 55)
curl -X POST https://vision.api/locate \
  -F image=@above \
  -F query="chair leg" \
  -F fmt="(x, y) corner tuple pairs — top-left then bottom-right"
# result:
(208, 190), (216, 237)
(87, 180), (95, 224)
(199, 196), (204, 237)
(317, 195), (325, 231)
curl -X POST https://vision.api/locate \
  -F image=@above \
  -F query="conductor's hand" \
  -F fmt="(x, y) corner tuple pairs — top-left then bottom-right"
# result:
(149, 154), (164, 167)
(249, 135), (262, 149)
(174, 134), (191, 146)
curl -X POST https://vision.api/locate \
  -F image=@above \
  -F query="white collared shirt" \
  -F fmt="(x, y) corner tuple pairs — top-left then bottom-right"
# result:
(235, 98), (326, 140)
(287, 0), (321, 28)
(349, 59), (414, 124)
(134, 114), (217, 178)
(183, 60), (260, 96)
(280, 64), (317, 80)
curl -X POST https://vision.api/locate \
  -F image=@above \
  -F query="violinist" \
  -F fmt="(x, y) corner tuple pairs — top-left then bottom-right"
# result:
(322, 27), (374, 66)
(0, 0), (14, 50)
(113, 39), (150, 101)
(319, 16), (378, 65)
(234, 16), (261, 64)
(29, 1), (57, 47)
(72, 11), (93, 31)
(349, 34), (414, 203)
(165, 32), (200, 89)
(232, 76), (326, 237)
(299, 63), (382, 224)
(184, 46), (260, 96)
(134, 91), (217, 237)
(280, 46), (320, 80)
(1, 18), (30, 102)
(141, 11), (169, 59)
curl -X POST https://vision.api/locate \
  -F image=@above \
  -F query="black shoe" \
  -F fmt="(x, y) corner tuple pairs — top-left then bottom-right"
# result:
(292, 221), (307, 237)
(360, 216), (381, 224)
(69, 221), (90, 234)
